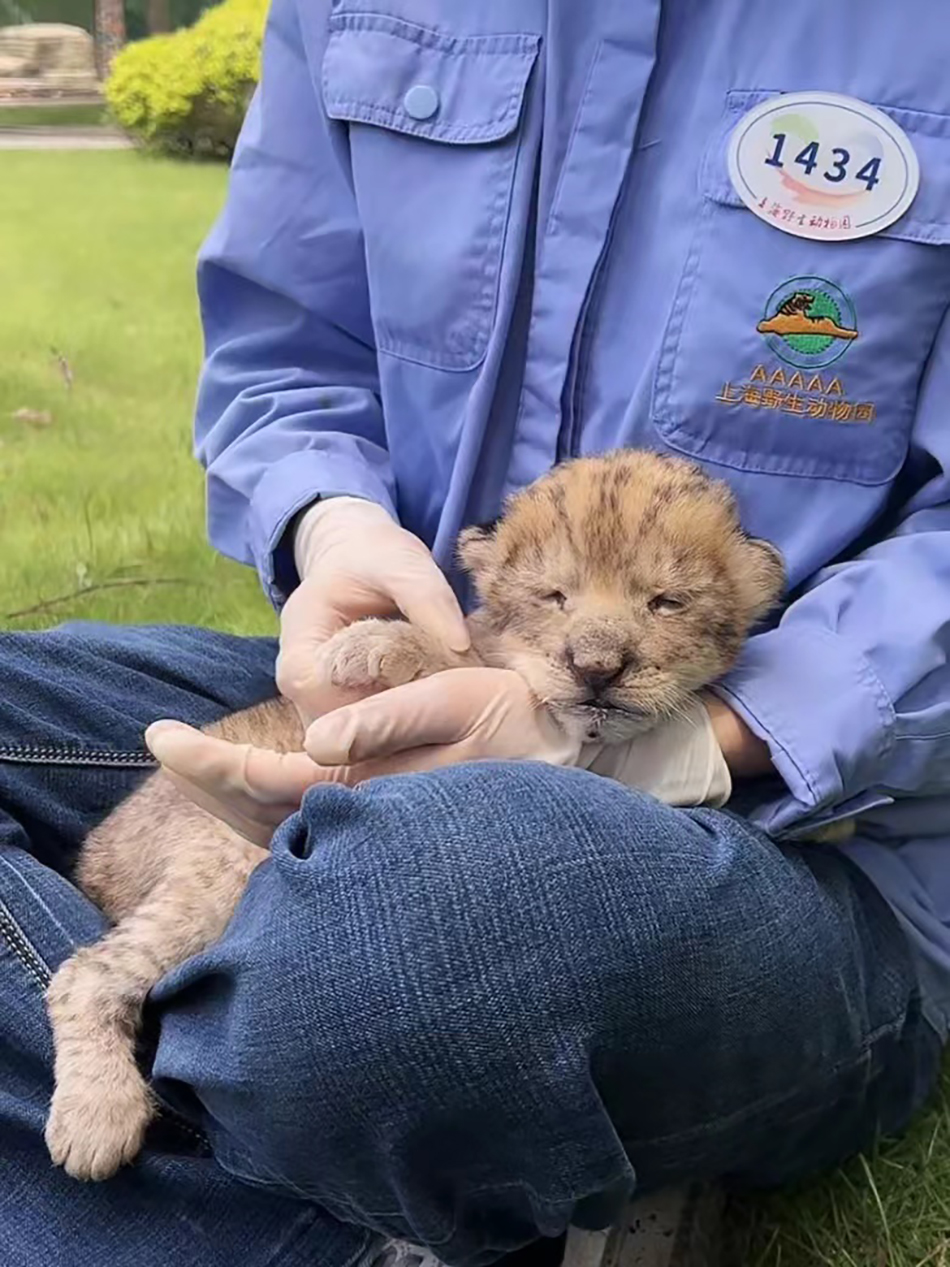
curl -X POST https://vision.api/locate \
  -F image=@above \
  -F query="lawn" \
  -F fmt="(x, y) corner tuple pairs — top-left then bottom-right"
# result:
(0, 151), (273, 635)
(725, 1094), (950, 1266)
(0, 103), (109, 128)
(3, 150), (949, 1267)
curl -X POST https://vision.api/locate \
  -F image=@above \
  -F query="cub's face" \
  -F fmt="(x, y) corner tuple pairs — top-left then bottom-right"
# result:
(459, 452), (785, 743)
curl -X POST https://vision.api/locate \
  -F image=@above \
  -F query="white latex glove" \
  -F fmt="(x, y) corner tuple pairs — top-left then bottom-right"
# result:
(145, 718), (326, 847)
(146, 681), (730, 848)
(579, 696), (732, 808)
(301, 666), (582, 771)
(276, 496), (470, 725)
(146, 667), (580, 846)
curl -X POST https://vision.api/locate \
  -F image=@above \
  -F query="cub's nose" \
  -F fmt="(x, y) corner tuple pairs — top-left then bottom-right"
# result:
(565, 647), (632, 695)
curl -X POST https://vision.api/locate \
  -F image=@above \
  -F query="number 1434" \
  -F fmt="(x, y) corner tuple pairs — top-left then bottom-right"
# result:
(764, 133), (881, 189)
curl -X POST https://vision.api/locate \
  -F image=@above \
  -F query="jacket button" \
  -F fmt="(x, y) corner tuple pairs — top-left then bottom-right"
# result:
(403, 84), (440, 120)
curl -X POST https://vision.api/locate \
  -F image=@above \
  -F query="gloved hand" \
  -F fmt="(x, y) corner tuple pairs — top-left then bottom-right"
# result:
(276, 496), (470, 724)
(301, 666), (582, 771)
(145, 677), (730, 847)
(146, 667), (581, 845)
(145, 718), (326, 846)
(580, 695), (732, 808)
(304, 676), (731, 806)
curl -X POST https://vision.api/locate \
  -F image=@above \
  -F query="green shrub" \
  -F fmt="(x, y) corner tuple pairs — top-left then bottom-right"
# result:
(105, 0), (266, 159)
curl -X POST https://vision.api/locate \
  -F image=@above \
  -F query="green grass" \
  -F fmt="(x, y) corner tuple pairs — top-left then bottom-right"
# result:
(3, 150), (949, 1266)
(0, 103), (109, 128)
(726, 1083), (950, 1266)
(0, 151), (273, 635)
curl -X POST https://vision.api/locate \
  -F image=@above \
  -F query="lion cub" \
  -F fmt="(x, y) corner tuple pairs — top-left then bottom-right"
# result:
(45, 450), (784, 1181)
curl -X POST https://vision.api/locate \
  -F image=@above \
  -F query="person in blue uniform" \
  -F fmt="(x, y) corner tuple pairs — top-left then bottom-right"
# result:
(3, 3), (949, 1263)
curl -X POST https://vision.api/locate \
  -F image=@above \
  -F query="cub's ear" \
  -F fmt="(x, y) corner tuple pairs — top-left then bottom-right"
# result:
(737, 536), (786, 622)
(457, 518), (501, 577)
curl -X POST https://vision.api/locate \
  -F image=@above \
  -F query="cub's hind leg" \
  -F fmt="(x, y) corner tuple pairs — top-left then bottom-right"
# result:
(45, 832), (264, 1181)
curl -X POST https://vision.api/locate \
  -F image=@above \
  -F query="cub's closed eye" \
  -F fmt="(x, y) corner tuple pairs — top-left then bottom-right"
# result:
(541, 590), (567, 609)
(649, 594), (687, 615)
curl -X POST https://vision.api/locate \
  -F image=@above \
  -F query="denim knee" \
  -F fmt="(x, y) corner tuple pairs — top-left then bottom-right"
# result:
(155, 766), (760, 1210)
(153, 761), (908, 1245)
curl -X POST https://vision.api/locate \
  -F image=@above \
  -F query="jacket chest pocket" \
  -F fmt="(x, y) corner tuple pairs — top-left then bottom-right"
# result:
(322, 15), (539, 372)
(653, 90), (950, 486)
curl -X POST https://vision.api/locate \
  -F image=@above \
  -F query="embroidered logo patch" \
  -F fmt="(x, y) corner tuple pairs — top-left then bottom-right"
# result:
(757, 276), (857, 369)
(715, 366), (875, 423)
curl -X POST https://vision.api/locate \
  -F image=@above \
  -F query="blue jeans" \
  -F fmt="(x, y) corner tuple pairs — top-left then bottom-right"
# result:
(0, 624), (941, 1267)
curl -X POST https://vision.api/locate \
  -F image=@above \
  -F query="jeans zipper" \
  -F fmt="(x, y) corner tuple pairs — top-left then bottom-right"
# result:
(0, 899), (51, 992)
(0, 743), (207, 1151)
(0, 743), (156, 768)
(0, 894), (208, 1150)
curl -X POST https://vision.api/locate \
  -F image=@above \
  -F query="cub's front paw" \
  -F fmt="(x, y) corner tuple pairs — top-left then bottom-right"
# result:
(46, 1064), (155, 1181)
(323, 620), (435, 692)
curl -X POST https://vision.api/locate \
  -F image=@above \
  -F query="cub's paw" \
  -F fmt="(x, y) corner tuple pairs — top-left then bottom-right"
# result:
(46, 1063), (155, 1181)
(323, 620), (437, 692)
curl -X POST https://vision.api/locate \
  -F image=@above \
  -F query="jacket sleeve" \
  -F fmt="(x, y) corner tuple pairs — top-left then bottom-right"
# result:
(716, 311), (950, 835)
(194, 0), (394, 605)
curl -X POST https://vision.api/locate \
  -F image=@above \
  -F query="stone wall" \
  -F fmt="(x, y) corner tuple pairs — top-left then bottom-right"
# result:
(0, 22), (99, 96)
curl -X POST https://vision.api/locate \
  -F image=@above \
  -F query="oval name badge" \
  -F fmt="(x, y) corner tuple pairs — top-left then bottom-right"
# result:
(727, 91), (919, 242)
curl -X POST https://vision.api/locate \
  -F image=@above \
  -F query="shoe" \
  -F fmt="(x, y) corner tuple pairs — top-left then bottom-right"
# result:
(563, 1183), (724, 1267)
(357, 1182), (723, 1267)
(362, 1242), (450, 1267)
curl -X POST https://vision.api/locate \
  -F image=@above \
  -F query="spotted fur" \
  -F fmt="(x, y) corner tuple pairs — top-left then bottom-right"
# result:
(453, 450), (784, 742)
